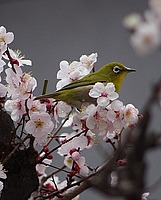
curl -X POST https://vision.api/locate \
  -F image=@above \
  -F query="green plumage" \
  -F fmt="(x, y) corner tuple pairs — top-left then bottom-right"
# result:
(35, 62), (135, 109)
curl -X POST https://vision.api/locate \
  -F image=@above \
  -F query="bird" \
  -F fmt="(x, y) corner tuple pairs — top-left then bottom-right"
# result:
(35, 62), (136, 109)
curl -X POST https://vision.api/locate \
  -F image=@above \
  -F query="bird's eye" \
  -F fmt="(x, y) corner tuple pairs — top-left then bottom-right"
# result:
(113, 66), (121, 73)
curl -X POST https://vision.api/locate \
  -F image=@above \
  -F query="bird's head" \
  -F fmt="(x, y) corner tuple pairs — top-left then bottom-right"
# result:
(101, 62), (136, 92)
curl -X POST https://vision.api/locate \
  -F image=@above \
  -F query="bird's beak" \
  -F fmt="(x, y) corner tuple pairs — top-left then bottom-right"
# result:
(125, 66), (136, 73)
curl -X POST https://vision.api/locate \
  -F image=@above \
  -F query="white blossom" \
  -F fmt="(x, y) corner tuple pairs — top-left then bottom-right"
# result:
(36, 152), (52, 176)
(89, 82), (119, 107)
(0, 163), (7, 192)
(123, 13), (143, 31)
(124, 1), (161, 55)
(111, 171), (118, 187)
(5, 65), (37, 100)
(54, 101), (72, 118)
(123, 104), (139, 127)
(56, 53), (97, 90)
(62, 112), (76, 127)
(25, 113), (54, 144)
(5, 99), (26, 121)
(17, 72), (37, 100)
(142, 192), (150, 200)
(56, 60), (84, 90)
(0, 26), (14, 57)
(130, 22), (161, 55)
(106, 100), (125, 130)
(79, 52), (97, 72)
(64, 156), (74, 169)
(58, 135), (88, 156)
(73, 97), (139, 141)
(64, 155), (89, 176)
(5, 65), (23, 98)
(85, 105), (114, 138)
(76, 156), (89, 176)
(58, 132), (71, 143)
(27, 96), (46, 117)
(3, 48), (32, 67)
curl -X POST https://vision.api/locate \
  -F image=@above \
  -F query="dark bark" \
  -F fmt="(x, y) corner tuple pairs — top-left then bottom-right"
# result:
(0, 108), (39, 200)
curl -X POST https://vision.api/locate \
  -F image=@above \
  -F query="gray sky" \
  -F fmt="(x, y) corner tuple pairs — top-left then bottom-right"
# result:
(1, 1), (161, 199)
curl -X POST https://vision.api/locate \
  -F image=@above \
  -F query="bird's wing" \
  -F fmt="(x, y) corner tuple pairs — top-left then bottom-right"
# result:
(58, 73), (108, 91)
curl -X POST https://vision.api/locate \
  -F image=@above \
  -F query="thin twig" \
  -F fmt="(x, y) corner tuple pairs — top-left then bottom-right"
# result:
(38, 130), (86, 163)
(5, 48), (16, 73)
(2, 135), (31, 165)
(42, 79), (48, 95)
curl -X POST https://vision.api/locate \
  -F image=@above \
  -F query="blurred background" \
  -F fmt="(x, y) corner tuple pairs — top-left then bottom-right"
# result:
(1, 0), (161, 199)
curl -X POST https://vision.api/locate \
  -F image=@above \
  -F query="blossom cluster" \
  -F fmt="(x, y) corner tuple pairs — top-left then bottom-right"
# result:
(0, 26), (55, 146)
(71, 82), (139, 141)
(54, 82), (139, 184)
(34, 151), (80, 200)
(123, 0), (161, 54)
(0, 25), (143, 199)
(0, 26), (99, 198)
(56, 53), (97, 90)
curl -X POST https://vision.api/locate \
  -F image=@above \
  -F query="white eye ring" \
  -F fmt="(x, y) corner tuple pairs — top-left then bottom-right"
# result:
(113, 66), (121, 73)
